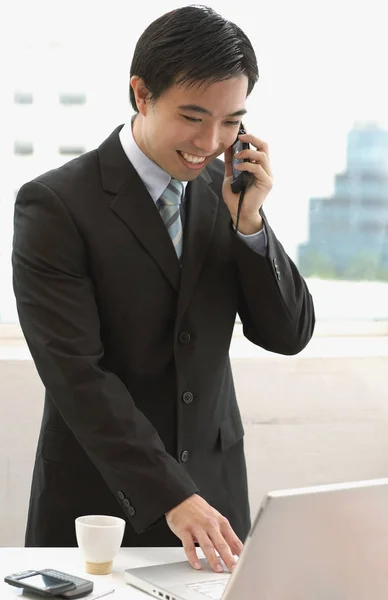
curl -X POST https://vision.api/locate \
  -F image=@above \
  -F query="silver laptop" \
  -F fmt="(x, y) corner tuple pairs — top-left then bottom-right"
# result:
(125, 478), (388, 600)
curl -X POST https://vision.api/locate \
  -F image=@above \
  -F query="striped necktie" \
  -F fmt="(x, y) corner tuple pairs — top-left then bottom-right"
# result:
(158, 179), (184, 259)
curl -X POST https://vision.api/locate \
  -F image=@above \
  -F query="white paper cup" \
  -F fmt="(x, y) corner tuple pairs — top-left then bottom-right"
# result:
(75, 515), (126, 575)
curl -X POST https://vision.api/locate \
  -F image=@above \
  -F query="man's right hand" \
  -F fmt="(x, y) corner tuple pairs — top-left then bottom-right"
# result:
(165, 494), (244, 573)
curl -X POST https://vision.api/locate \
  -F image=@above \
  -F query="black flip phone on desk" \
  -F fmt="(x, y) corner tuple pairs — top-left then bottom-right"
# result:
(231, 123), (253, 194)
(4, 568), (94, 598)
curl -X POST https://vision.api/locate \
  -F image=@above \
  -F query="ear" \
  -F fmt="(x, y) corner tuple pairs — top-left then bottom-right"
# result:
(130, 76), (151, 116)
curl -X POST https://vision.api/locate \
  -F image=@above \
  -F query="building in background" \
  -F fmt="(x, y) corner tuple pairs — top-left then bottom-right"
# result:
(297, 123), (388, 282)
(0, 39), (128, 322)
(2, 37), (388, 325)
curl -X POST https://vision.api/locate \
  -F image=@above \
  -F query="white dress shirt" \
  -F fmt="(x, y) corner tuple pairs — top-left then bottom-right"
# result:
(118, 120), (267, 255)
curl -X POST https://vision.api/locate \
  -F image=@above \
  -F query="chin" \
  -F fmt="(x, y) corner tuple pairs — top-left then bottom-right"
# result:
(184, 170), (205, 181)
(169, 166), (204, 182)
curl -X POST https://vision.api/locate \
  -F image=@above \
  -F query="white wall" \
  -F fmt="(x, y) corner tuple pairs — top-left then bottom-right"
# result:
(1, 346), (388, 546)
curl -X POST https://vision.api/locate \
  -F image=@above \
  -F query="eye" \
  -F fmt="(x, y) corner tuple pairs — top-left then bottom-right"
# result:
(225, 121), (241, 127)
(182, 115), (202, 123)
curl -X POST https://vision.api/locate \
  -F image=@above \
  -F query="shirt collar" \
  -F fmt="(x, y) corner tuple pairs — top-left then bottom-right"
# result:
(118, 118), (187, 203)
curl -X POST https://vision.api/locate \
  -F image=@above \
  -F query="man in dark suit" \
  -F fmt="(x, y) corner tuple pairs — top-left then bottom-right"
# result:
(12, 6), (314, 573)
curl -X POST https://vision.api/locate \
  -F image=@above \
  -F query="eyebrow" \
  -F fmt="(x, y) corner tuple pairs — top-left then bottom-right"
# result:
(178, 104), (247, 118)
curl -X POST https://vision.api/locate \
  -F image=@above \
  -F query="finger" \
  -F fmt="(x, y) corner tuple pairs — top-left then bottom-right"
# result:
(196, 532), (224, 573)
(181, 533), (202, 570)
(235, 162), (273, 186)
(235, 150), (271, 177)
(209, 530), (237, 572)
(235, 149), (269, 164)
(224, 146), (233, 178)
(220, 522), (244, 557)
(238, 133), (269, 155)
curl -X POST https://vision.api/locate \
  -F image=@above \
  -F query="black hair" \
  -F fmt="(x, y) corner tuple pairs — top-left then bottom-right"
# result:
(129, 5), (259, 111)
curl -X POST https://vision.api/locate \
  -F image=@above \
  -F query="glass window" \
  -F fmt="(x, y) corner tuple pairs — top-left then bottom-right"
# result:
(58, 145), (86, 156)
(14, 141), (34, 156)
(59, 93), (87, 106)
(1, 3), (387, 329)
(14, 91), (33, 104)
(297, 123), (388, 290)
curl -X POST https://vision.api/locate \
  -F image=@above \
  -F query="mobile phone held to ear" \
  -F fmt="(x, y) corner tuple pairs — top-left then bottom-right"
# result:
(231, 123), (252, 194)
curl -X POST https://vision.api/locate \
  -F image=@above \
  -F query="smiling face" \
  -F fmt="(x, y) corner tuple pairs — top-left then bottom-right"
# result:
(131, 75), (249, 181)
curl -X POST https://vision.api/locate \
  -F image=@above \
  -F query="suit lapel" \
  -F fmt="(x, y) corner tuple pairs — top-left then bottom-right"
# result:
(110, 172), (181, 291)
(177, 170), (219, 321)
(98, 126), (181, 291)
(98, 126), (220, 299)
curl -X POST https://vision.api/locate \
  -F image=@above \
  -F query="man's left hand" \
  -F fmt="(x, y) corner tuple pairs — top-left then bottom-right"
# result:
(222, 133), (273, 235)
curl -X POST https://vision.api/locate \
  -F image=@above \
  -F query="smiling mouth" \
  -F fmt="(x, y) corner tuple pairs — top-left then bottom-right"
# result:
(178, 151), (207, 165)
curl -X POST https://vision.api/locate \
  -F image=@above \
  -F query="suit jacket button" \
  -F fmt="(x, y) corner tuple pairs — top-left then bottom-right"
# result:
(181, 450), (189, 463)
(117, 491), (125, 501)
(178, 332), (191, 344)
(182, 392), (193, 404)
(123, 499), (130, 508)
(128, 506), (136, 517)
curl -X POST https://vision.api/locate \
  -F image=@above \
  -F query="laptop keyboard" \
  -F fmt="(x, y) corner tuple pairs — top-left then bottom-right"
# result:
(186, 579), (227, 600)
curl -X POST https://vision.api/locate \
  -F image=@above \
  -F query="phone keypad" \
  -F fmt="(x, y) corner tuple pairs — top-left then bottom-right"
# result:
(42, 570), (90, 585)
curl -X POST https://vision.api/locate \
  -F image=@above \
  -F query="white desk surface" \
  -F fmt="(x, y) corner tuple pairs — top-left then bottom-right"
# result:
(1, 547), (199, 599)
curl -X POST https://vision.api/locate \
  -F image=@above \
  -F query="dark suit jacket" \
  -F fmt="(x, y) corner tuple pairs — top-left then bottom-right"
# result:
(12, 125), (315, 547)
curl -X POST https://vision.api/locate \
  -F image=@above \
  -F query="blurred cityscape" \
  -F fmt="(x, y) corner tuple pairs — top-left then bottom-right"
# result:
(1, 38), (388, 324)
(297, 123), (388, 282)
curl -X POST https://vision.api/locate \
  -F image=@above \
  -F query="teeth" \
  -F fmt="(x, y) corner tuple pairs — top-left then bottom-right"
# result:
(181, 152), (206, 164)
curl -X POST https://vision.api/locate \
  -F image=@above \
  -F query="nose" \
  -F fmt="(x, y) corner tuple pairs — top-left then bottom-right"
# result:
(191, 124), (220, 156)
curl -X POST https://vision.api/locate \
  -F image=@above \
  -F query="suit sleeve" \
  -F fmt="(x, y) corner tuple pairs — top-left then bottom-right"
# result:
(12, 180), (198, 532)
(233, 210), (315, 355)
